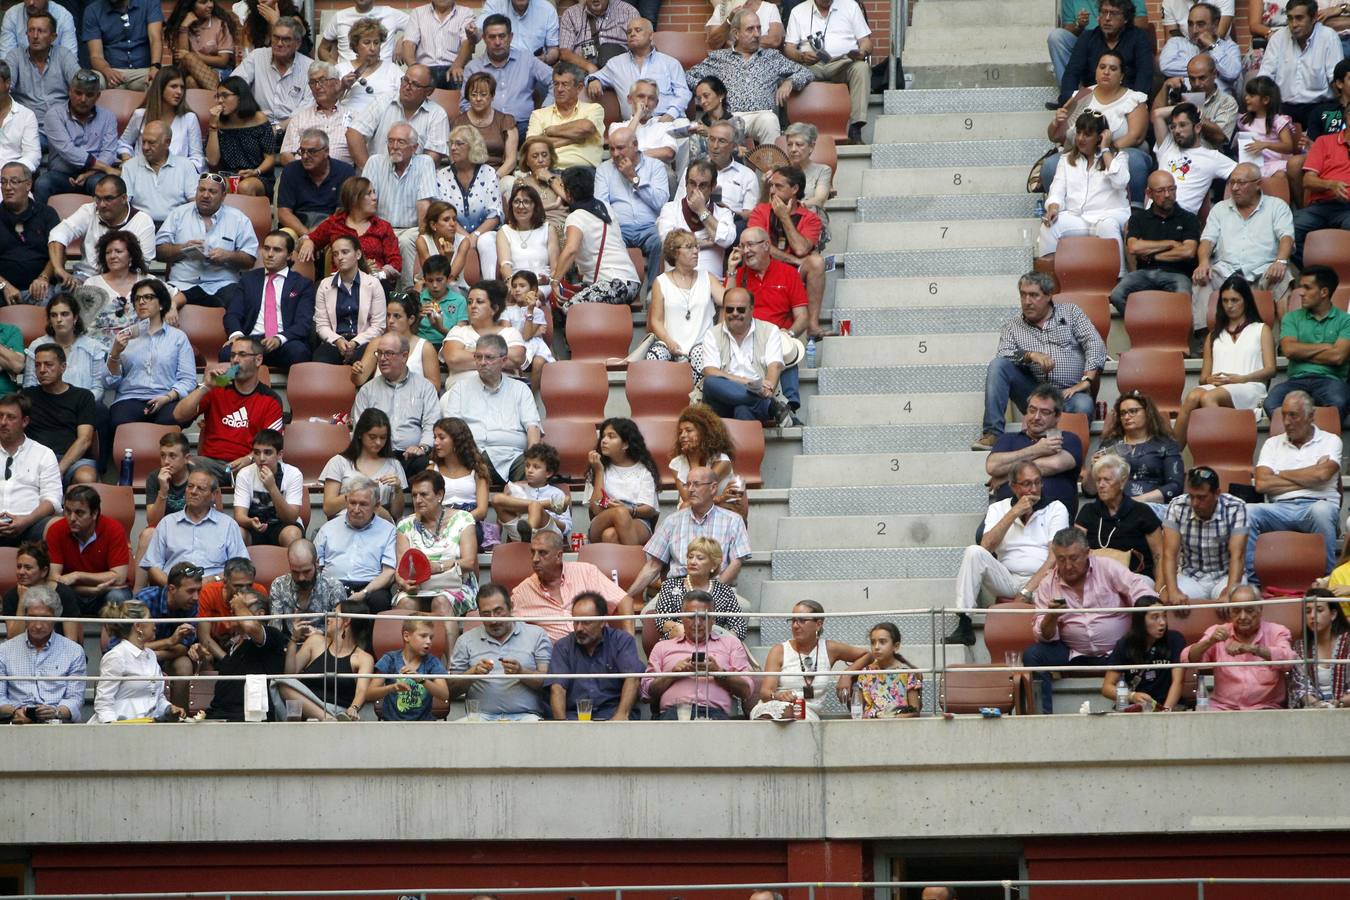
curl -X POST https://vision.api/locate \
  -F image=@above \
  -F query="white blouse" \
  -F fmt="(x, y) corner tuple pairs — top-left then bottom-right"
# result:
(1047, 151), (1130, 220)
(91, 639), (170, 723)
(118, 110), (207, 172)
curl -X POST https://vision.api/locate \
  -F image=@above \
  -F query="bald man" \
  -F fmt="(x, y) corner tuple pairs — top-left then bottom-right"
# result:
(1110, 169), (1201, 314)
(585, 18), (691, 120)
(595, 124), (669, 284)
(268, 538), (349, 637)
(120, 119), (199, 226)
(1152, 54), (1238, 150)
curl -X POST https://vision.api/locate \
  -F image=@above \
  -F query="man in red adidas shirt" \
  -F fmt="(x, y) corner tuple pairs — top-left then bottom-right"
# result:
(172, 336), (285, 481)
(46, 484), (132, 612)
(724, 225), (806, 417)
(746, 164), (827, 339)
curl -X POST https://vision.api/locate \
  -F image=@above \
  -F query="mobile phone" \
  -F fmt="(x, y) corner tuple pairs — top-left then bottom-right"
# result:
(690, 651), (706, 664)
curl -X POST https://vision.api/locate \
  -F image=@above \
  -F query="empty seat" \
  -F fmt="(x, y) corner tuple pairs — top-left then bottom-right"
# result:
(247, 544), (290, 590)
(626, 360), (694, 417)
(89, 484), (136, 536)
(1054, 291), (1110, 343)
(652, 30), (709, 70)
(282, 420), (349, 483)
(1253, 531), (1328, 596)
(1123, 290), (1192, 352)
(939, 665), (1020, 714)
(1115, 349), (1186, 415)
(1303, 229), (1350, 283)
(1053, 237), (1119, 294)
(633, 416), (678, 489)
(565, 304), (633, 364)
(785, 82), (851, 143)
(540, 360), (608, 421)
(488, 540), (535, 593)
(96, 89), (146, 135)
(285, 362), (356, 422)
(577, 543), (645, 588)
(224, 194), (273, 247)
(1187, 407), (1257, 471)
(540, 417), (597, 482)
(178, 305), (227, 365)
(112, 423), (183, 483)
(1270, 405), (1342, 436)
(720, 418), (765, 488)
(0, 305), (47, 344)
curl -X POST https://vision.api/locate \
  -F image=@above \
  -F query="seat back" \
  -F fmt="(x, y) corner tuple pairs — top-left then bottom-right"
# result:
(0, 306), (47, 345)
(983, 601), (1038, 663)
(1253, 531), (1328, 596)
(1053, 237), (1119, 293)
(1123, 290), (1192, 352)
(1058, 412), (1090, 458)
(0, 547), (16, 596)
(1304, 229), (1350, 282)
(285, 362), (356, 422)
(282, 420), (350, 483)
(596, 86), (623, 129)
(96, 89), (146, 135)
(625, 360), (695, 418)
(632, 416), (678, 488)
(1187, 407), (1258, 470)
(184, 88), (215, 140)
(785, 82), (851, 143)
(90, 484), (136, 537)
(112, 423), (183, 483)
(1054, 291), (1110, 343)
(1170, 602), (1225, 648)
(223, 194), (274, 247)
(576, 543), (645, 589)
(431, 88), (461, 120)
(651, 30), (710, 69)
(939, 665), (1019, 714)
(1115, 349), (1186, 414)
(564, 304), (633, 364)
(1269, 406), (1343, 436)
(247, 544), (291, 590)
(720, 417), (765, 488)
(372, 608), (449, 659)
(539, 417), (597, 482)
(178, 305), (227, 366)
(488, 540), (536, 593)
(539, 360), (608, 421)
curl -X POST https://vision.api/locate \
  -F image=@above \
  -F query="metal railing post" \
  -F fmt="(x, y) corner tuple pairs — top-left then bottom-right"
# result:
(1196, 879), (1204, 900)
(1002, 881), (1013, 900)
(887, 0), (898, 90)
(809, 882), (817, 900)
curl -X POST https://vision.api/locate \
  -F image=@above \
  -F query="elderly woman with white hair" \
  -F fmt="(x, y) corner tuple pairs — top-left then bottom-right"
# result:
(437, 124), (504, 288)
(783, 122), (832, 244)
(1073, 452), (1165, 585)
(92, 600), (186, 723)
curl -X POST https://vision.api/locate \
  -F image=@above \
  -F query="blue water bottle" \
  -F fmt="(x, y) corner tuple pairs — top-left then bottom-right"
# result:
(118, 449), (134, 486)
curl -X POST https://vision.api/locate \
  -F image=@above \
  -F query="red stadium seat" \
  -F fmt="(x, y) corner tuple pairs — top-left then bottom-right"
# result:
(1054, 291), (1110, 343)
(372, 608), (449, 659)
(48, 193), (91, 224)
(281, 420), (349, 484)
(625, 360), (694, 417)
(565, 304), (633, 365)
(247, 544), (291, 590)
(939, 664), (1020, 714)
(652, 30), (709, 70)
(224, 194), (274, 247)
(1186, 408), (1257, 492)
(96, 89), (145, 135)
(632, 416), (677, 489)
(431, 88), (461, 121)
(285, 362), (356, 422)
(540, 417), (597, 482)
(1269, 406), (1342, 436)
(720, 418), (765, 488)
(786, 82), (851, 144)
(1116, 349), (1186, 415)
(0, 305), (47, 344)
(1053, 237), (1119, 294)
(1123, 291), (1192, 352)
(112, 423), (183, 483)
(577, 543), (645, 588)
(178, 305), (227, 366)
(89, 484), (136, 537)
(596, 87), (623, 129)
(1058, 412), (1090, 456)
(1205, 289), (1276, 328)
(1303, 229), (1350, 283)
(540, 361), (608, 422)
(184, 89), (214, 141)
(0, 547), (18, 595)
(488, 540), (535, 593)
(1253, 532), (1329, 596)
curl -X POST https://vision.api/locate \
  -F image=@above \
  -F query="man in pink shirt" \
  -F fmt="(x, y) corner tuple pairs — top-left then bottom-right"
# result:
(1025, 527), (1154, 713)
(510, 530), (632, 642)
(642, 591), (753, 719)
(1185, 585), (1298, 709)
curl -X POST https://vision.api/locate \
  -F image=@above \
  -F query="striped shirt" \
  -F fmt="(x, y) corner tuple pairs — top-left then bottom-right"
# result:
(1163, 492), (1248, 580)
(350, 94), (451, 158)
(0, 632), (86, 721)
(280, 103), (356, 163)
(559, 0), (637, 61)
(643, 504), (751, 578)
(994, 302), (1107, 390)
(362, 153), (437, 229)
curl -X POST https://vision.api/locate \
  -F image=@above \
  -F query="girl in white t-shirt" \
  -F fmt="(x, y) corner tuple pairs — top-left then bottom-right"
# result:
(586, 417), (661, 545)
(502, 271), (556, 392)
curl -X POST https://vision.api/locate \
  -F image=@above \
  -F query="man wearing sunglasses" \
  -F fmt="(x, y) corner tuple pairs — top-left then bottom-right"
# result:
(700, 286), (799, 427)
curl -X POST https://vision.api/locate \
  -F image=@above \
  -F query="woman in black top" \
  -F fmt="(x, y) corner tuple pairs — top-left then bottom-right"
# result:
(2, 542), (81, 640)
(1101, 597), (1185, 711)
(1086, 390), (1184, 516)
(1075, 453), (1164, 582)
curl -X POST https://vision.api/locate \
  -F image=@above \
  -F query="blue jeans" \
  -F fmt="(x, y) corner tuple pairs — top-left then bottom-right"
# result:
(1041, 146), (1151, 205)
(1292, 200), (1350, 267)
(982, 356), (1093, 436)
(1108, 269), (1193, 314)
(34, 169), (105, 205)
(620, 220), (662, 286)
(1048, 28), (1078, 83)
(1023, 640), (1111, 713)
(1262, 375), (1350, 422)
(1244, 497), (1340, 584)
(703, 375), (775, 421)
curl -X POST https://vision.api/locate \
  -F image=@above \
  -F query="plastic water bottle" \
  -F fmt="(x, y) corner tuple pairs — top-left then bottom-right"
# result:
(849, 688), (863, 720)
(1115, 678), (1130, 711)
(1195, 677), (1210, 711)
(804, 338), (817, 369)
(117, 449), (134, 486)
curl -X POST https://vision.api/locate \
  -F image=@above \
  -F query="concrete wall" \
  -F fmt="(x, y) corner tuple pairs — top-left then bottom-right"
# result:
(6, 711), (1347, 846)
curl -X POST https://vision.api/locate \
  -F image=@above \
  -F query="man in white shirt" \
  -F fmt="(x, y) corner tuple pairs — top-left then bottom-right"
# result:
(441, 333), (542, 487)
(362, 123), (436, 290)
(948, 460), (1069, 645)
(0, 62), (38, 175)
(783, 0), (872, 143)
(658, 160), (736, 278)
(606, 79), (678, 164)
(1151, 101), (1237, 213)
(0, 391), (62, 545)
(1161, 0), (1234, 38)
(700, 286), (795, 426)
(1244, 389), (1343, 582)
(121, 120), (197, 227)
(346, 64), (450, 167)
(320, 0), (409, 63)
(233, 17), (312, 128)
(398, 0), (476, 87)
(1257, 0), (1343, 129)
(47, 175), (157, 285)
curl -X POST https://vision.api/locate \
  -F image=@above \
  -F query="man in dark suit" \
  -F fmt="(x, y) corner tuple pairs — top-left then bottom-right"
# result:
(220, 230), (315, 371)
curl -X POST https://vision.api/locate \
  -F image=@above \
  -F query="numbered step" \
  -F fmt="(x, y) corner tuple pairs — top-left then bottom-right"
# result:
(847, 221), (1040, 253)
(806, 394), (986, 426)
(818, 333), (999, 368)
(777, 514), (986, 550)
(873, 111), (1049, 144)
(861, 166), (1032, 198)
(792, 452), (991, 488)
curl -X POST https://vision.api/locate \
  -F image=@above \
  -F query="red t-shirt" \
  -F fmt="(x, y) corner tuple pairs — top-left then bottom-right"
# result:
(200, 580), (270, 638)
(747, 202), (823, 251)
(732, 259), (809, 330)
(46, 515), (130, 574)
(197, 384), (285, 462)
(1304, 132), (1350, 205)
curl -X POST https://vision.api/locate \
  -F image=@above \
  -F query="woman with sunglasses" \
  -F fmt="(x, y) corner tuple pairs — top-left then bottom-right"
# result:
(335, 18), (399, 112)
(1087, 391), (1184, 517)
(1037, 108), (1131, 272)
(751, 599), (867, 720)
(206, 76), (275, 196)
(104, 279), (196, 435)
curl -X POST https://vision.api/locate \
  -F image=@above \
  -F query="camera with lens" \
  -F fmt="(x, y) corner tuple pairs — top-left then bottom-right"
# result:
(797, 31), (831, 61)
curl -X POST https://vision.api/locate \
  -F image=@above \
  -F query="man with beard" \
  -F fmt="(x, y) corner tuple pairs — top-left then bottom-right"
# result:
(546, 591), (643, 720)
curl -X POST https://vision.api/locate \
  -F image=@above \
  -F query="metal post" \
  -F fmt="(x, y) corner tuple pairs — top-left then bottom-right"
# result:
(809, 882), (816, 900)
(1002, 882), (1013, 900)
(1196, 880), (1204, 900)
(887, 0), (898, 90)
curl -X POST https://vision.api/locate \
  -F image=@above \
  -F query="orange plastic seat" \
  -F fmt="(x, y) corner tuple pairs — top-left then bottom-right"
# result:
(184, 89), (215, 142)
(1253, 531), (1329, 596)
(89, 484), (136, 537)
(488, 540), (535, 593)
(632, 416), (677, 489)
(1269, 405), (1342, 436)
(596, 87), (623, 128)
(431, 88), (461, 121)
(565, 304), (633, 365)
(1123, 290), (1192, 352)
(282, 420), (349, 484)
(785, 82), (851, 143)
(1303, 229), (1350, 283)
(112, 423), (183, 483)
(540, 417), (597, 482)
(577, 543), (645, 588)
(285, 362), (356, 422)
(48, 193), (92, 224)
(1170, 602), (1225, 647)
(1188, 407), (1257, 471)
(625, 360), (694, 417)
(1054, 291), (1110, 343)
(223, 194), (273, 247)
(247, 544), (291, 590)
(372, 608), (450, 659)
(720, 417), (765, 488)
(540, 360), (608, 422)
(1205, 289), (1275, 328)
(1053, 236), (1119, 294)
(1115, 349), (1186, 415)
(96, 89), (146, 135)
(178, 305), (227, 366)
(0, 547), (16, 596)
(0, 305), (47, 344)
(652, 30), (709, 70)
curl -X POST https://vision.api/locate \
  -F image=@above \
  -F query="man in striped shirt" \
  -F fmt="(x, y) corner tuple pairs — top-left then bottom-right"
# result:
(361, 122), (435, 289)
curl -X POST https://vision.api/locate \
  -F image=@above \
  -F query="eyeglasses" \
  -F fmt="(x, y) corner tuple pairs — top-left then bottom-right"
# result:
(298, 146), (326, 156)
(132, 292), (159, 302)
(0, 177), (28, 186)
(473, 353), (505, 362)
(1118, 406), (1145, 416)
(308, 77), (337, 87)
(93, 193), (123, 204)
(230, 351), (260, 359)
(687, 479), (717, 487)
(723, 306), (748, 313)
(400, 76), (431, 90)
(373, 349), (407, 358)
(179, 564), (205, 579)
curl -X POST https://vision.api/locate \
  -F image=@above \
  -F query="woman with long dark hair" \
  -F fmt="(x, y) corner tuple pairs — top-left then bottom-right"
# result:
(278, 599), (376, 720)
(205, 75), (276, 196)
(586, 417), (660, 545)
(1088, 390), (1184, 516)
(320, 408), (405, 520)
(116, 64), (206, 171)
(1290, 588), (1350, 708)
(1100, 596), (1184, 711)
(429, 416), (490, 520)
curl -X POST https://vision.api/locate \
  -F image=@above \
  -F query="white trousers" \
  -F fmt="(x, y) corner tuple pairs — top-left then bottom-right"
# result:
(1038, 209), (1130, 273)
(955, 545), (1033, 610)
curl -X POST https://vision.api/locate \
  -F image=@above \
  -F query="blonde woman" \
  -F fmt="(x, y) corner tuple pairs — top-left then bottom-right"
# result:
(437, 124), (503, 287)
(93, 600), (185, 722)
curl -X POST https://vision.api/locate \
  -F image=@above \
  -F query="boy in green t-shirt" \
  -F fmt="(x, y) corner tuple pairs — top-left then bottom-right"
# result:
(415, 255), (468, 344)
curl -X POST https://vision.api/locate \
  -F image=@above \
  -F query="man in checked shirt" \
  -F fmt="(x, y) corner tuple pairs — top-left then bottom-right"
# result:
(1160, 465), (1248, 605)
(974, 271), (1106, 453)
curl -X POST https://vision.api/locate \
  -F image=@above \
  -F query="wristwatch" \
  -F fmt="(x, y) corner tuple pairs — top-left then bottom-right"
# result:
(1017, 588), (1034, 601)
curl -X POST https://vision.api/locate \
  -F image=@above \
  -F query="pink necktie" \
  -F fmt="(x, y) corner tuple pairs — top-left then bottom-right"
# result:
(263, 274), (279, 339)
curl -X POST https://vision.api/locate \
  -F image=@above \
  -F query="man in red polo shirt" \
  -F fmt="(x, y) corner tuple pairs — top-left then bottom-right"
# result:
(46, 484), (132, 613)
(746, 164), (826, 339)
(172, 335), (285, 482)
(1293, 127), (1350, 266)
(725, 228), (805, 418)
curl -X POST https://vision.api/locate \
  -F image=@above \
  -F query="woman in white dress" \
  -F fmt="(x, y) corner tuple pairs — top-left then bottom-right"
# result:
(1038, 109), (1131, 272)
(496, 182), (557, 295)
(750, 600), (868, 721)
(1173, 275), (1277, 449)
(91, 600), (184, 723)
(644, 229), (725, 388)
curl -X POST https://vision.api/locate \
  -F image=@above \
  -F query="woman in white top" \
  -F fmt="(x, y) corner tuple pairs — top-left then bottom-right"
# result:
(784, 123), (833, 244)
(671, 404), (748, 518)
(440, 279), (527, 380)
(553, 166), (642, 310)
(1039, 110), (1131, 271)
(750, 600), (868, 720)
(319, 408), (406, 520)
(92, 600), (183, 723)
(350, 293), (441, 390)
(1173, 275), (1277, 449)
(335, 19), (400, 111)
(116, 65), (207, 172)
(1044, 50), (1150, 203)
(586, 417), (661, 545)
(645, 229), (725, 387)
(430, 416), (490, 519)
(496, 182), (558, 294)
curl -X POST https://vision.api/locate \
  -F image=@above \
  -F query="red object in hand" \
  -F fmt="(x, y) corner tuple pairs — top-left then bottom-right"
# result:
(398, 548), (432, 586)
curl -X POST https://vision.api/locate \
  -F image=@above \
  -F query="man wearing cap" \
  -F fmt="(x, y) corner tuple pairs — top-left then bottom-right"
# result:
(35, 69), (120, 203)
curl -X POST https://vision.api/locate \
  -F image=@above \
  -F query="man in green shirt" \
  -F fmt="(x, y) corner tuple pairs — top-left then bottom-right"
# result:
(1265, 265), (1350, 421)
(0, 322), (25, 396)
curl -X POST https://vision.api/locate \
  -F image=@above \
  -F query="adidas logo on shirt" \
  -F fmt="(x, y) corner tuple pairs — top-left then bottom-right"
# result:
(221, 409), (251, 430)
